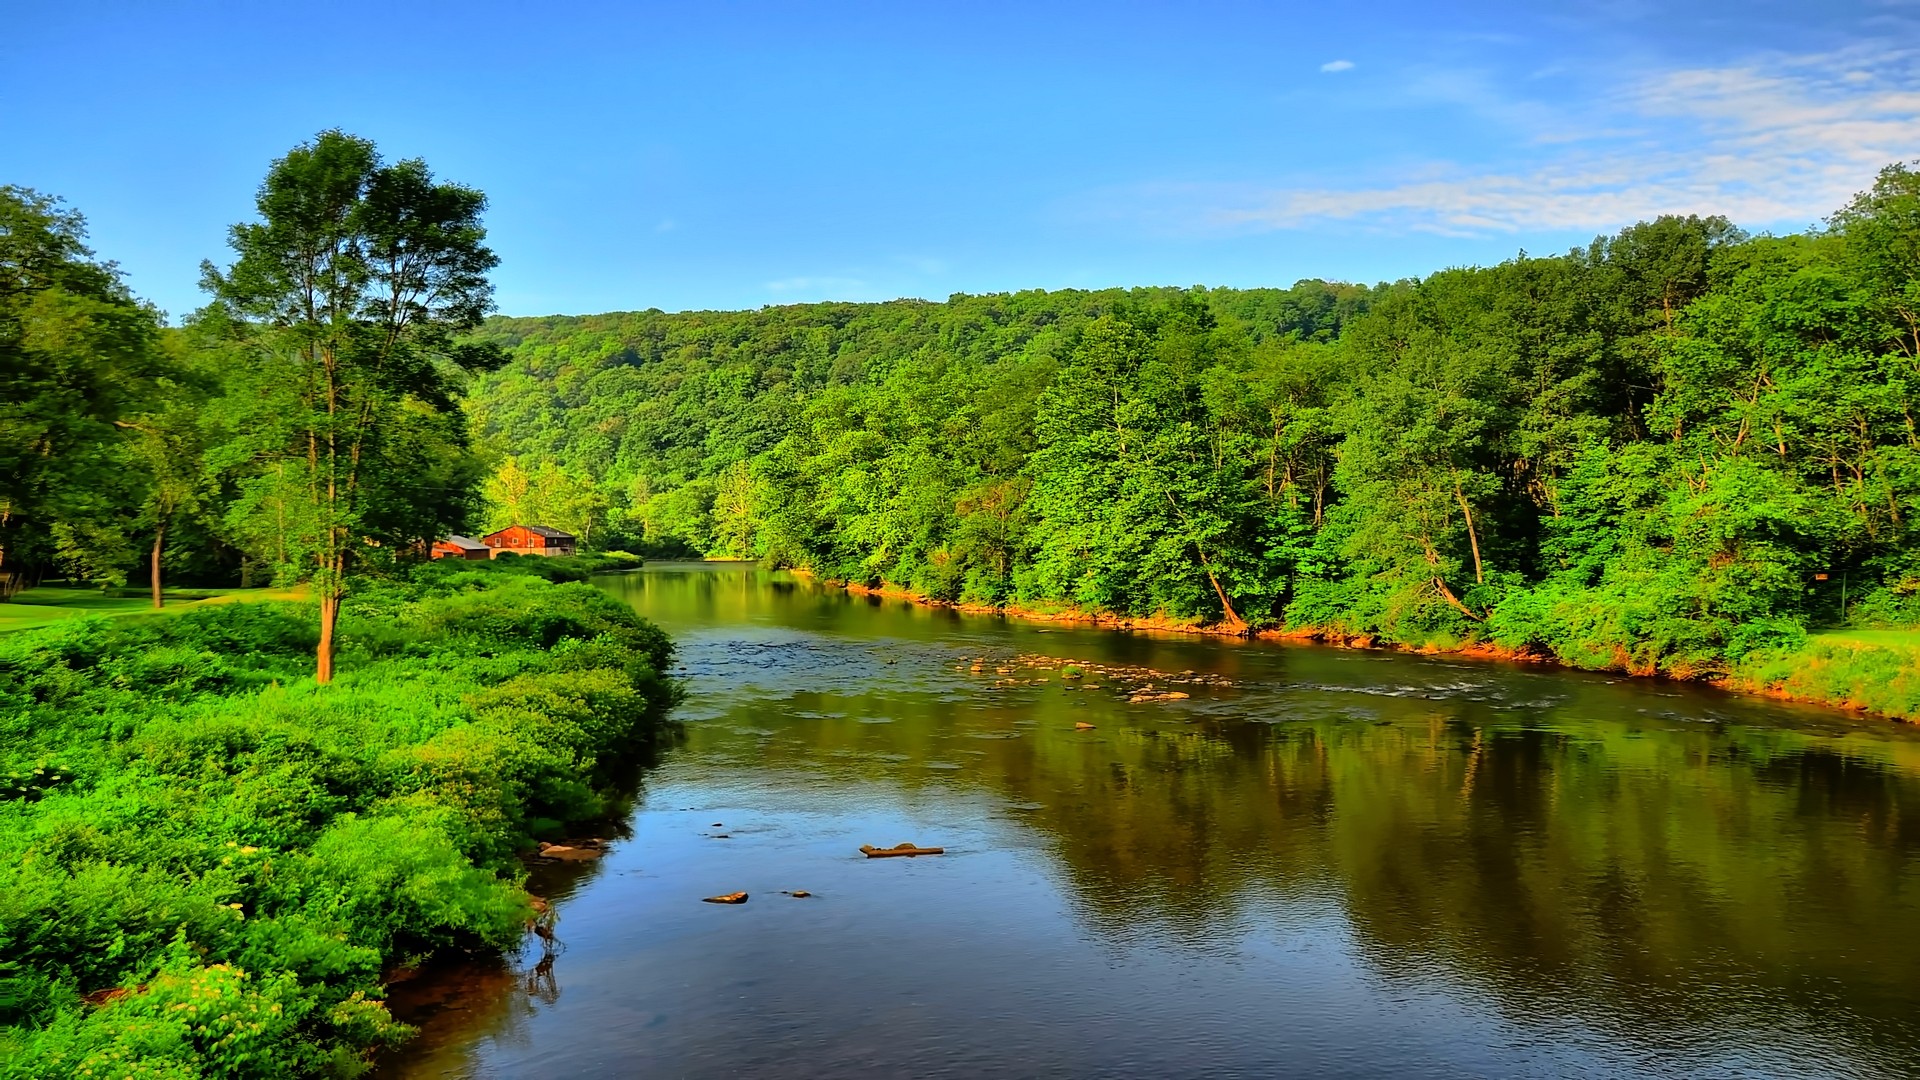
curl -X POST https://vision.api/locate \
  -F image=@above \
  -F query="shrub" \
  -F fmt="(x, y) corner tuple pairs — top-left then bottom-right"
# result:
(0, 572), (678, 1075)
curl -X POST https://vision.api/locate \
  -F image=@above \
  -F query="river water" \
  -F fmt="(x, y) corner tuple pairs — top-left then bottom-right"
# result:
(382, 561), (1920, 1079)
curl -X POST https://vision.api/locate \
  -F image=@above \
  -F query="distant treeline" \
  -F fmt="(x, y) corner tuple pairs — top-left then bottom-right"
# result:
(469, 164), (1920, 680)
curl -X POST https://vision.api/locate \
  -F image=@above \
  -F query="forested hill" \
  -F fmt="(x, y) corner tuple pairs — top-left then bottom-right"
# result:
(463, 279), (1368, 529)
(465, 164), (1920, 696)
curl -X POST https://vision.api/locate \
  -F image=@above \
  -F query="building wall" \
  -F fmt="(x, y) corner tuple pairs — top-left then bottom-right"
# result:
(482, 527), (577, 557)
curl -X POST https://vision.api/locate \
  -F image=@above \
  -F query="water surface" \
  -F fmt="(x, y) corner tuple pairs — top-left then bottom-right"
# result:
(383, 562), (1920, 1078)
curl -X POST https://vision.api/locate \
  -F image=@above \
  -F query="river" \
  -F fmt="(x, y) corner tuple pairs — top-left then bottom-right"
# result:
(381, 561), (1920, 1079)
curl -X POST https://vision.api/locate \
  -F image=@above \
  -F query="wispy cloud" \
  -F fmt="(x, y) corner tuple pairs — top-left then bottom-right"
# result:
(764, 275), (871, 298)
(763, 257), (948, 302)
(895, 255), (949, 276)
(1320, 59), (1355, 73)
(1123, 46), (1920, 237)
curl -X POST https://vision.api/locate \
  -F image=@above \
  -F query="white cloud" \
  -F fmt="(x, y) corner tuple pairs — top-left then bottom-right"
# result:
(764, 275), (870, 297)
(1320, 59), (1356, 73)
(1132, 46), (1920, 236)
(895, 255), (949, 276)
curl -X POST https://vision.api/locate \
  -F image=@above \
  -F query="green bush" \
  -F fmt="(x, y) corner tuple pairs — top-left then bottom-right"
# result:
(0, 572), (679, 1076)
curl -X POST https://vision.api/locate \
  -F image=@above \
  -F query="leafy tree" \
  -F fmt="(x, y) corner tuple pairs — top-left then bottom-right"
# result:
(440, 159), (1918, 679)
(0, 187), (166, 598)
(482, 454), (536, 529)
(1831, 161), (1920, 361)
(200, 130), (501, 682)
(119, 342), (211, 606)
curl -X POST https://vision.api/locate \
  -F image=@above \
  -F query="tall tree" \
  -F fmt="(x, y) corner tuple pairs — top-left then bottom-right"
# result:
(202, 130), (501, 682)
(1831, 161), (1920, 361)
(0, 186), (166, 598)
(121, 348), (210, 607)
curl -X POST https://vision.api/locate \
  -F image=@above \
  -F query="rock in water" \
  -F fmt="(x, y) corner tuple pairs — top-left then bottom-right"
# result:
(703, 892), (749, 904)
(859, 842), (944, 858)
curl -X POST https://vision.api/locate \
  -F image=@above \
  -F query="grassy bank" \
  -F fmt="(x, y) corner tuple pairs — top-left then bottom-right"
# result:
(0, 586), (310, 635)
(1735, 636), (1920, 720)
(0, 559), (677, 1077)
(0, 551), (643, 636)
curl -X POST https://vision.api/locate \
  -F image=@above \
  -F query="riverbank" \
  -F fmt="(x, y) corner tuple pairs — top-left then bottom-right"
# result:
(387, 558), (1920, 1079)
(0, 560), (679, 1077)
(817, 572), (1918, 723)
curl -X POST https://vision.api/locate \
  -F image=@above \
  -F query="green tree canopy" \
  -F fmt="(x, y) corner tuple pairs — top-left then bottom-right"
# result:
(200, 130), (502, 681)
(0, 186), (166, 597)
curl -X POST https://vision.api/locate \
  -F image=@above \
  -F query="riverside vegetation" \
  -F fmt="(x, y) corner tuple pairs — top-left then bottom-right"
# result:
(3, 126), (1920, 1074)
(465, 165), (1920, 719)
(6, 138), (1916, 715)
(2, 133), (680, 1077)
(0, 557), (679, 1077)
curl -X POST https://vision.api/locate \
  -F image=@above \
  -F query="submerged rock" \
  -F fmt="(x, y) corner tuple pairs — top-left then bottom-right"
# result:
(859, 842), (944, 857)
(1127, 690), (1191, 703)
(536, 839), (606, 861)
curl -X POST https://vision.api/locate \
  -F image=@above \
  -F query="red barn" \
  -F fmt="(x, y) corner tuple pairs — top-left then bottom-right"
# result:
(430, 534), (491, 560)
(482, 525), (578, 558)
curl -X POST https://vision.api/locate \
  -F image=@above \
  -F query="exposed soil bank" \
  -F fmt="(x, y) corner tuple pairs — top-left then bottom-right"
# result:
(808, 571), (1916, 724)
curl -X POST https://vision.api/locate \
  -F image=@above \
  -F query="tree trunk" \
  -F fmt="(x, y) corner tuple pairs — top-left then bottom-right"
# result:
(1432, 577), (1485, 621)
(1454, 485), (1485, 585)
(150, 522), (166, 608)
(1422, 536), (1484, 622)
(317, 588), (340, 685)
(1202, 561), (1246, 631)
(1162, 488), (1246, 631)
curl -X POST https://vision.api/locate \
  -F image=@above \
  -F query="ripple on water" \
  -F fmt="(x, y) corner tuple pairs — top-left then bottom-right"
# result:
(383, 565), (1920, 1080)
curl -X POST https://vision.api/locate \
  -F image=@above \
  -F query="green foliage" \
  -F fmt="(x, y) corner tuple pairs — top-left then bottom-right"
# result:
(197, 129), (503, 680)
(463, 171), (1920, 713)
(1736, 635), (1920, 720)
(481, 456), (608, 545)
(0, 186), (169, 593)
(0, 567), (678, 1075)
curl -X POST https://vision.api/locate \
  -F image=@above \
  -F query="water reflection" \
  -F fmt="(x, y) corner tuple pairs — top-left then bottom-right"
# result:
(382, 563), (1920, 1079)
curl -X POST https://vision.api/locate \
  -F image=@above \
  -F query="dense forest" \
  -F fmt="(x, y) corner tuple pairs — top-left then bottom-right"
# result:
(5, 149), (1918, 707)
(463, 165), (1920, 697)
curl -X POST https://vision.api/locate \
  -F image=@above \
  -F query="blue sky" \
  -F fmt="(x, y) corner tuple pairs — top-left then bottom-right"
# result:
(4, 1), (1917, 320)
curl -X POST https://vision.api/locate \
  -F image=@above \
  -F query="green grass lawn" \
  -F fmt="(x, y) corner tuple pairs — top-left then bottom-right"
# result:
(1812, 628), (1920, 653)
(0, 584), (306, 634)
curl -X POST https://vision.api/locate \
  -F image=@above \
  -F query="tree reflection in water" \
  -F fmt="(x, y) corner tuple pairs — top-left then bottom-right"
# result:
(379, 565), (1920, 1079)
